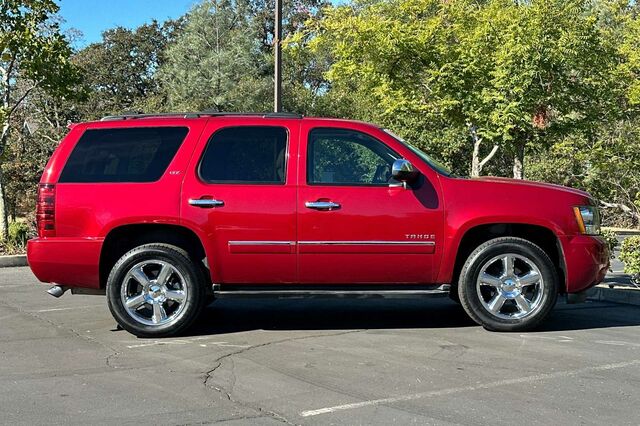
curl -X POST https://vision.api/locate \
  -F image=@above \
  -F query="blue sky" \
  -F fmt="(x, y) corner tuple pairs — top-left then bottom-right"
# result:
(58, 0), (198, 46)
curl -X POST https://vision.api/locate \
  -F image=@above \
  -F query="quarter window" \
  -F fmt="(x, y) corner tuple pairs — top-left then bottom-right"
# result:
(307, 128), (400, 185)
(199, 126), (288, 184)
(59, 127), (188, 183)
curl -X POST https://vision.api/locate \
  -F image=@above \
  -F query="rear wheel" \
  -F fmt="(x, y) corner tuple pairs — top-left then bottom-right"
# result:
(458, 237), (558, 331)
(106, 243), (206, 337)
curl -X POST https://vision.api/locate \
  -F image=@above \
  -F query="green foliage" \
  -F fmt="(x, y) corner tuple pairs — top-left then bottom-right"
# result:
(1, 0), (80, 136)
(8, 221), (29, 244)
(306, 0), (622, 177)
(619, 236), (640, 280)
(0, 0), (80, 239)
(0, 221), (31, 254)
(158, 0), (271, 112)
(73, 20), (181, 118)
(248, 0), (330, 54)
(599, 229), (619, 260)
(0, 0), (79, 103)
(158, 0), (330, 113)
(2, 0), (640, 232)
(527, 121), (640, 227)
(619, 13), (640, 106)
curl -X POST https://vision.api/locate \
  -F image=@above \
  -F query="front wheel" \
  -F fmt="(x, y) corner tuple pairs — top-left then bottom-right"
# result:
(458, 237), (558, 332)
(106, 243), (206, 337)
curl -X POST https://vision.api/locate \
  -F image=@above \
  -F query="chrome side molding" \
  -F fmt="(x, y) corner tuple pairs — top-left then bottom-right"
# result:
(298, 240), (435, 246)
(228, 241), (295, 246)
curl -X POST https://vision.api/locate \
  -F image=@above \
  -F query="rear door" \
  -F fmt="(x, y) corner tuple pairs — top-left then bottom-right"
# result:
(297, 122), (444, 284)
(181, 119), (299, 284)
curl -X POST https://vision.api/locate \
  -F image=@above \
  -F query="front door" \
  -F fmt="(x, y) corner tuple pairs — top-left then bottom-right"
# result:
(182, 120), (299, 284)
(297, 123), (443, 284)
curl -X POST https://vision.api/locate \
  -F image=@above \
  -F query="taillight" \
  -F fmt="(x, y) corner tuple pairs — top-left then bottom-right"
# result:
(36, 183), (56, 237)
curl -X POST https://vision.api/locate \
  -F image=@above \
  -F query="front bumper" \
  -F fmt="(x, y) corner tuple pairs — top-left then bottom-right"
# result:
(559, 234), (609, 293)
(27, 238), (103, 289)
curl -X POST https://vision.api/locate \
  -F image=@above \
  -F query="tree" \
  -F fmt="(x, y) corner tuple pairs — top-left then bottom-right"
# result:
(307, 0), (620, 178)
(527, 121), (640, 227)
(72, 20), (181, 119)
(159, 0), (272, 112)
(249, 0), (332, 114)
(159, 0), (333, 114)
(0, 0), (79, 239)
(246, 0), (329, 54)
(618, 3), (640, 107)
(527, 2), (640, 226)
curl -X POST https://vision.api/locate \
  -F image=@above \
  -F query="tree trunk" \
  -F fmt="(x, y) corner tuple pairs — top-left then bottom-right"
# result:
(469, 123), (498, 177)
(512, 143), (525, 179)
(471, 135), (482, 177)
(0, 117), (10, 240)
(0, 166), (9, 241)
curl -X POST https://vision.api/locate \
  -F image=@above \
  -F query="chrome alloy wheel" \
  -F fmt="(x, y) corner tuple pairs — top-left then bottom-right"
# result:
(120, 260), (188, 326)
(476, 253), (545, 320)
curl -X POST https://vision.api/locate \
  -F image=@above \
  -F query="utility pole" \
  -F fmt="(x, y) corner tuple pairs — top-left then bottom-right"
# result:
(274, 0), (282, 112)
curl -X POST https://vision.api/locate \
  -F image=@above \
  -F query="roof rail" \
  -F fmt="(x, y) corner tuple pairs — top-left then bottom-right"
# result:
(263, 112), (303, 119)
(100, 111), (303, 121)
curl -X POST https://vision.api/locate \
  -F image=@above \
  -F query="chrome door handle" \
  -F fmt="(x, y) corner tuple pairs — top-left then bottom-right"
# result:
(305, 201), (341, 211)
(188, 198), (224, 208)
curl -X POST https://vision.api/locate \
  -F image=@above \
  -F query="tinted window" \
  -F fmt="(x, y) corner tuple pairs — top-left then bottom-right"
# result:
(307, 128), (400, 185)
(59, 127), (188, 183)
(199, 126), (287, 184)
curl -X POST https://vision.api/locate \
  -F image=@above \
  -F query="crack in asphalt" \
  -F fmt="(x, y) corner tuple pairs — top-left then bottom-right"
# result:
(175, 414), (271, 425)
(202, 329), (367, 425)
(0, 299), (122, 371)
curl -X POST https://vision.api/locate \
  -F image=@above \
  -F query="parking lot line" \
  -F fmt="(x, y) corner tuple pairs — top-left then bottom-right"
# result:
(125, 337), (251, 349)
(32, 305), (105, 313)
(300, 359), (640, 417)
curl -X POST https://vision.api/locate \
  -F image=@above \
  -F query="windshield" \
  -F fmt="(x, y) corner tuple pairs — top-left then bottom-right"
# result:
(382, 129), (453, 176)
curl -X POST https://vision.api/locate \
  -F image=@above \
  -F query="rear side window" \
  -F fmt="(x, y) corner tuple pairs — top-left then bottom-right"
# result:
(199, 126), (287, 184)
(59, 127), (188, 183)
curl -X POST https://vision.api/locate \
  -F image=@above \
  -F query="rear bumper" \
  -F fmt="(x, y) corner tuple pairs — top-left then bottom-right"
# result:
(27, 238), (103, 289)
(560, 234), (609, 293)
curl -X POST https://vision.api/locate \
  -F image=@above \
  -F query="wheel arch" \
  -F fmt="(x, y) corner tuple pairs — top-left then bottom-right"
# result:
(445, 221), (566, 295)
(99, 223), (210, 289)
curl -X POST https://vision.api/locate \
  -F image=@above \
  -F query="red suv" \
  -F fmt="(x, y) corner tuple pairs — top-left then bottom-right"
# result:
(27, 112), (609, 337)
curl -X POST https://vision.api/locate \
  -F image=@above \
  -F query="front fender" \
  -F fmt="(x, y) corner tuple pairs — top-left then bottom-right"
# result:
(436, 216), (565, 284)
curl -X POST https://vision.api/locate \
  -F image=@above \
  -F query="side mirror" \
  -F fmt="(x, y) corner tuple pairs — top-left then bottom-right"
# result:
(391, 159), (419, 183)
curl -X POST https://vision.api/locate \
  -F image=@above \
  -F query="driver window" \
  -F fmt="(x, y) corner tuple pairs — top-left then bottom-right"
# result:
(307, 128), (400, 185)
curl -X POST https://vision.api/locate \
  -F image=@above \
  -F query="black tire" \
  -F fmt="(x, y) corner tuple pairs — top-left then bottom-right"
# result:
(458, 237), (558, 332)
(106, 243), (206, 338)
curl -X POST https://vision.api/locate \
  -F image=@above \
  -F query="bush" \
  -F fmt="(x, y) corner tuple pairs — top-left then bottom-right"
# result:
(8, 222), (29, 245)
(619, 236), (640, 285)
(600, 229), (619, 260)
(0, 221), (33, 255)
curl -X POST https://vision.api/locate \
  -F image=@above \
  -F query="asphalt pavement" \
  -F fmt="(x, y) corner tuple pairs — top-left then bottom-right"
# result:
(1, 266), (640, 425)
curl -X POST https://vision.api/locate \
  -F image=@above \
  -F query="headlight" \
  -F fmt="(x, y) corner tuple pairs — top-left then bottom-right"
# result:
(573, 205), (601, 235)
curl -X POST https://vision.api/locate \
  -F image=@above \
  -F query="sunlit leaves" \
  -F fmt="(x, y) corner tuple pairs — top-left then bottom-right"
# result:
(309, 0), (622, 176)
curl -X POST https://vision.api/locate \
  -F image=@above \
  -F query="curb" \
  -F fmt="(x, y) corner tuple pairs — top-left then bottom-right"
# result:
(588, 285), (640, 306)
(0, 255), (28, 268)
